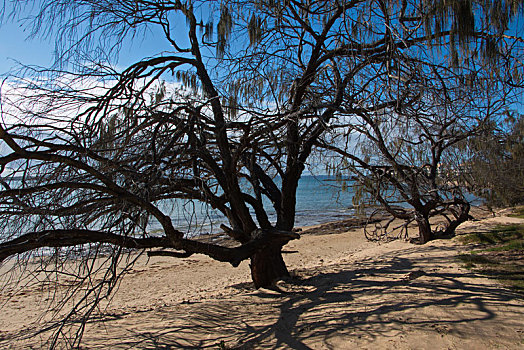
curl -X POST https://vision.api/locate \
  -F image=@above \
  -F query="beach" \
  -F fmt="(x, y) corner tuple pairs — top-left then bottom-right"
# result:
(1, 207), (523, 349)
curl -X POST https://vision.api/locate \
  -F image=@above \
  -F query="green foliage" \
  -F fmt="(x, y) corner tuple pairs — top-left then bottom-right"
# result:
(468, 112), (524, 207)
(457, 253), (495, 267)
(458, 224), (524, 244)
(458, 224), (524, 293)
(1, 0), (523, 347)
(484, 239), (524, 251)
(509, 206), (524, 219)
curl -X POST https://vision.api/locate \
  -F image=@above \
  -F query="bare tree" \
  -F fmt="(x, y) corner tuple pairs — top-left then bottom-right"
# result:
(0, 0), (523, 346)
(319, 63), (518, 243)
(306, 1), (524, 244)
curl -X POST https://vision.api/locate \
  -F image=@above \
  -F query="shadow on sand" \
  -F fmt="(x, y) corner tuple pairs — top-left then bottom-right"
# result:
(4, 243), (524, 349)
(77, 243), (524, 349)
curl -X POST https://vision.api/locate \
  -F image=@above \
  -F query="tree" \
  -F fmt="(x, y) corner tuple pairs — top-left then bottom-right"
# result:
(467, 111), (524, 207)
(319, 52), (521, 243)
(0, 0), (522, 346)
(311, 1), (524, 244)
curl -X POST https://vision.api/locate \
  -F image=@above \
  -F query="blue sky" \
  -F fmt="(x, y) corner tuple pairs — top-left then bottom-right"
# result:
(0, 22), (176, 75)
(1, 2), (522, 110)
(0, 18), (55, 74)
(0, 8), (185, 75)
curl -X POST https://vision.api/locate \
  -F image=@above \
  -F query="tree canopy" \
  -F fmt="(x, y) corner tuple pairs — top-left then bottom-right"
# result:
(467, 111), (524, 207)
(0, 0), (523, 346)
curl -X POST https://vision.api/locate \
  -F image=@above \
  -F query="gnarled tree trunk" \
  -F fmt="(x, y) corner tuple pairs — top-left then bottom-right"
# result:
(443, 202), (471, 237)
(416, 214), (433, 244)
(250, 244), (289, 288)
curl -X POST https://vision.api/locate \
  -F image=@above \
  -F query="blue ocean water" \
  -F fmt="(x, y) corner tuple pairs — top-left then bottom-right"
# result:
(155, 174), (484, 237)
(153, 175), (356, 236)
(290, 175), (356, 226)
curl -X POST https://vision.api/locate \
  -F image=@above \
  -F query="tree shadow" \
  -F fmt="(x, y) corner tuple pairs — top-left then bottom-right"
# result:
(4, 244), (524, 349)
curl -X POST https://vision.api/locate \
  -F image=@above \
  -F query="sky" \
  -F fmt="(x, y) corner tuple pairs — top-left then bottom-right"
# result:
(1, 1), (522, 111)
(0, 22), (176, 75)
(0, 4), (186, 75)
(0, 18), (55, 74)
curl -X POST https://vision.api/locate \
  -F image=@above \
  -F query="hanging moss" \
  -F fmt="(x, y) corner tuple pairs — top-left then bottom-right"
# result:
(248, 14), (263, 46)
(482, 36), (499, 64)
(217, 5), (233, 58)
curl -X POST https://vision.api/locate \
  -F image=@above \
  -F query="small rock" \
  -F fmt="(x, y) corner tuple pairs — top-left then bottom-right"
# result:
(406, 270), (426, 280)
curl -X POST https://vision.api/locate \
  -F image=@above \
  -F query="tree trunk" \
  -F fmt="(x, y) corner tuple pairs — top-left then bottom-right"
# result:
(416, 214), (433, 244)
(443, 202), (471, 237)
(250, 244), (290, 288)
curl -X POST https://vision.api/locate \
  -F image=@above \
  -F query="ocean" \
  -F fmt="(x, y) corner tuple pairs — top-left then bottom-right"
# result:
(154, 175), (357, 237)
(156, 174), (483, 238)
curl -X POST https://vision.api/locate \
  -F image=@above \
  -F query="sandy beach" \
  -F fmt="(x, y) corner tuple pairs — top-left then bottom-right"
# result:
(1, 208), (523, 349)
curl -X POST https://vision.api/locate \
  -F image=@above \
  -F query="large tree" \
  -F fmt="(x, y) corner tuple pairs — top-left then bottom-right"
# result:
(0, 0), (522, 345)
(319, 54), (521, 243)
